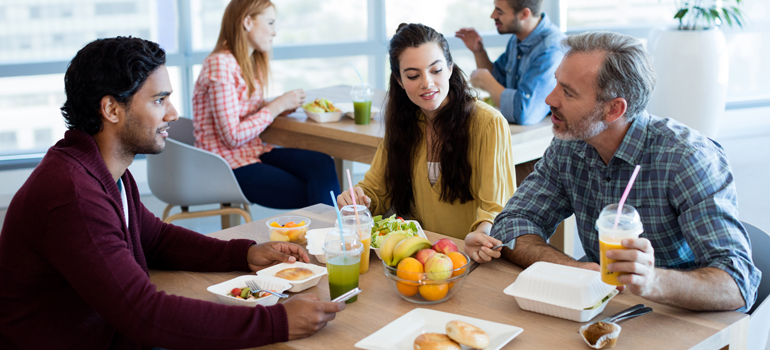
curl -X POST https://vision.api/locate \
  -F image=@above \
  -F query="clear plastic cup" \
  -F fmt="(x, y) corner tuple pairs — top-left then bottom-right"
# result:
(350, 84), (374, 125)
(323, 229), (364, 303)
(339, 214), (373, 274)
(596, 204), (644, 286)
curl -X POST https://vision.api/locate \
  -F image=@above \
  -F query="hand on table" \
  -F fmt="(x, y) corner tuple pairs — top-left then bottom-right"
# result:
(454, 28), (484, 53)
(337, 186), (371, 209)
(283, 294), (345, 340)
(464, 232), (503, 263)
(607, 238), (657, 297)
(247, 241), (310, 272)
(469, 69), (497, 92)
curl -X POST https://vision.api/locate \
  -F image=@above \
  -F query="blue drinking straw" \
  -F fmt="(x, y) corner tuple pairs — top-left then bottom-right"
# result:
(330, 191), (346, 254)
(349, 62), (364, 87)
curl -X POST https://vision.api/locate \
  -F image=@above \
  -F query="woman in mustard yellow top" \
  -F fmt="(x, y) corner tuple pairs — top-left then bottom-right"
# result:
(337, 23), (516, 263)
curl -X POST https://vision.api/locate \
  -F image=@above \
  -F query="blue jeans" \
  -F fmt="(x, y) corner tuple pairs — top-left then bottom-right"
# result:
(233, 148), (340, 209)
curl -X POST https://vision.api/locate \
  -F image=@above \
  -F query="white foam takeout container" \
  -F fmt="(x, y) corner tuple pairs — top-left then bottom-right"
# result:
(303, 108), (342, 123)
(207, 275), (292, 307)
(503, 261), (618, 322)
(256, 262), (328, 292)
(305, 227), (336, 264)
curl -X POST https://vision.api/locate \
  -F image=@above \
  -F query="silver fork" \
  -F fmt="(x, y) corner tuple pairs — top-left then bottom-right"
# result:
(245, 280), (289, 298)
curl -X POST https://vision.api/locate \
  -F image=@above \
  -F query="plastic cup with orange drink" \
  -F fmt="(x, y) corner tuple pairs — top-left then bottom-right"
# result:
(338, 210), (373, 274)
(596, 204), (644, 286)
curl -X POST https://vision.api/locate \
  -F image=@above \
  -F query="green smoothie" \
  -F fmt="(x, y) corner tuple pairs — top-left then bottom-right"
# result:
(327, 256), (361, 303)
(353, 100), (372, 125)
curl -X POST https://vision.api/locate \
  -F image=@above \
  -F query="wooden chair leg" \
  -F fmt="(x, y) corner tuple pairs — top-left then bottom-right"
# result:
(163, 207), (252, 225)
(242, 204), (252, 223)
(220, 203), (232, 229)
(162, 204), (174, 220)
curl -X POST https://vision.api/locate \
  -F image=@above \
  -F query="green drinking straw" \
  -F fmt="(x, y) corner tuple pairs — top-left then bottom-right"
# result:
(330, 191), (346, 254)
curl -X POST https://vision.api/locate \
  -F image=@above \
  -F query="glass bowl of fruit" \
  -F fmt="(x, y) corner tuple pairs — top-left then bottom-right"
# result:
(267, 216), (311, 245)
(380, 237), (471, 304)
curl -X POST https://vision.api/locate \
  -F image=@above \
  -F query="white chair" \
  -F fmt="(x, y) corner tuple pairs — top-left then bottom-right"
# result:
(146, 117), (251, 229)
(745, 222), (770, 350)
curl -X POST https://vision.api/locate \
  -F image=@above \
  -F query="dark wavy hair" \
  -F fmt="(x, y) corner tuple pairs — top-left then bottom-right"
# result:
(61, 36), (166, 135)
(386, 23), (476, 217)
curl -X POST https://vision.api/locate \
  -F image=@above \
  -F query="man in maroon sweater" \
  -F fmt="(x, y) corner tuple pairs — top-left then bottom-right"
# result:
(0, 37), (344, 349)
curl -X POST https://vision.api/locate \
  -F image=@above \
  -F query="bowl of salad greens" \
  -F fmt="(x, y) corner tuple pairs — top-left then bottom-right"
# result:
(302, 98), (342, 123)
(370, 214), (427, 260)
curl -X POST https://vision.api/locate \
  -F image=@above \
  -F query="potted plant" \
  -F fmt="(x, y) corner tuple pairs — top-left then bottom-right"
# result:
(646, 0), (745, 138)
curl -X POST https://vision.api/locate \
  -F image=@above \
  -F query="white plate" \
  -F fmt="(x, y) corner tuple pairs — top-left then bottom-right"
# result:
(355, 308), (523, 350)
(371, 220), (427, 260)
(335, 102), (381, 120)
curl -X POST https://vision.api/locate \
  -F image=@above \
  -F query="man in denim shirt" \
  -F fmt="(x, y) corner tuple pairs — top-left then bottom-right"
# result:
(456, 0), (565, 125)
(465, 32), (760, 312)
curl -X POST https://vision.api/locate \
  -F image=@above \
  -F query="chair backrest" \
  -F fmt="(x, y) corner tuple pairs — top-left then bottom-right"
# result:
(168, 117), (196, 146)
(146, 128), (250, 207)
(745, 221), (770, 350)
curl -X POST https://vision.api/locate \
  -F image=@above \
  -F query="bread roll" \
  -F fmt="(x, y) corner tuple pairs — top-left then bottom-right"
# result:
(446, 320), (490, 349)
(413, 333), (461, 350)
(274, 267), (313, 281)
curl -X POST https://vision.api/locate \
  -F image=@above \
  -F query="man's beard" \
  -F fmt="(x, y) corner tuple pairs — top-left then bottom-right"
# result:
(497, 16), (523, 35)
(551, 103), (607, 141)
(119, 110), (164, 157)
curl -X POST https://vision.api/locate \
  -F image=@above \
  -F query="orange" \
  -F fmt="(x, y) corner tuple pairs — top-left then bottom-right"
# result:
(284, 221), (298, 228)
(397, 258), (423, 281)
(448, 282), (455, 289)
(396, 282), (419, 296)
(419, 284), (449, 301)
(269, 222), (281, 228)
(297, 221), (306, 226)
(447, 252), (467, 277)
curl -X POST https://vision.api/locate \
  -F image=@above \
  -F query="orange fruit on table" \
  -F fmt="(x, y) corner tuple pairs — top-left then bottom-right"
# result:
(419, 283), (449, 301)
(447, 252), (467, 277)
(397, 258), (423, 281)
(396, 282), (419, 296)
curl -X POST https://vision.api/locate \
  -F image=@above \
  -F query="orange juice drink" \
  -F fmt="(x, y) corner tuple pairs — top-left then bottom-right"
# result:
(358, 232), (371, 274)
(596, 204), (644, 286)
(339, 214), (373, 274)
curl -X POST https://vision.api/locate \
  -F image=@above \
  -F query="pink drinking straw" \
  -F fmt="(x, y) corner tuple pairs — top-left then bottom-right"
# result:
(346, 169), (361, 229)
(613, 165), (642, 230)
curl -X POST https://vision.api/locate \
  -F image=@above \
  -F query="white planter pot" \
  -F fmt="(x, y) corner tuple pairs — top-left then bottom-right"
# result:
(647, 26), (729, 139)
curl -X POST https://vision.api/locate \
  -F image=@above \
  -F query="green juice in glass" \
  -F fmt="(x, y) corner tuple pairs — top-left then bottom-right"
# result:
(353, 100), (372, 125)
(327, 256), (360, 303)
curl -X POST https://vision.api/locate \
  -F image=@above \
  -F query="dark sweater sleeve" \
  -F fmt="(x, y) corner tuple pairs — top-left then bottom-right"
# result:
(138, 202), (255, 272)
(43, 191), (289, 349)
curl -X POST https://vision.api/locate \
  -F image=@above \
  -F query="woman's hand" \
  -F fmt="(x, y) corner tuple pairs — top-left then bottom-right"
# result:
(267, 88), (306, 116)
(464, 231), (502, 263)
(336, 186), (371, 209)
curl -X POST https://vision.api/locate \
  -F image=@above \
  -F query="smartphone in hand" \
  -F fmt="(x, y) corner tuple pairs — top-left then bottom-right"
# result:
(332, 288), (362, 303)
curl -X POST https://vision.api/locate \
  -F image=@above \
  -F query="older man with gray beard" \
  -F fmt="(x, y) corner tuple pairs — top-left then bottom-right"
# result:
(464, 31), (760, 313)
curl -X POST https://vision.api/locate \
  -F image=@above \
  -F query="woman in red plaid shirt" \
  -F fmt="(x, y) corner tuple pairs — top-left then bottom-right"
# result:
(193, 0), (340, 208)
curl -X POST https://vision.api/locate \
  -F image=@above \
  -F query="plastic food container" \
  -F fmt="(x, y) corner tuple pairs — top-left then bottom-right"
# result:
(305, 227), (336, 264)
(256, 262), (328, 292)
(207, 275), (292, 307)
(371, 220), (427, 260)
(267, 216), (311, 245)
(503, 261), (618, 322)
(304, 109), (342, 123)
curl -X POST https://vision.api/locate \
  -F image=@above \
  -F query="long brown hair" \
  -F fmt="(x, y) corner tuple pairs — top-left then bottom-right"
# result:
(385, 23), (476, 217)
(213, 0), (273, 97)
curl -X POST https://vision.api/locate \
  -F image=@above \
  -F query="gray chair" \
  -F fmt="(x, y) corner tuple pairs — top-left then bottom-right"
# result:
(146, 117), (252, 228)
(745, 222), (770, 350)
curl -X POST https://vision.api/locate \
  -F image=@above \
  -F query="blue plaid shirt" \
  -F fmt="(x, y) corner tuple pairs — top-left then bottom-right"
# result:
(491, 112), (761, 312)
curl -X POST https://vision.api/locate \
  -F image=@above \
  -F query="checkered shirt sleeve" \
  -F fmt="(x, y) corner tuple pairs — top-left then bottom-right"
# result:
(192, 52), (274, 169)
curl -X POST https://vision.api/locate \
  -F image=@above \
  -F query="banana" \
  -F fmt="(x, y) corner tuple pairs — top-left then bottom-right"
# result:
(390, 237), (432, 267)
(380, 233), (408, 266)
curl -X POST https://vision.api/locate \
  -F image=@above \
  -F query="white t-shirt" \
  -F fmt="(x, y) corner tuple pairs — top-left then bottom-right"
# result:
(117, 178), (129, 230)
(428, 162), (440, 186)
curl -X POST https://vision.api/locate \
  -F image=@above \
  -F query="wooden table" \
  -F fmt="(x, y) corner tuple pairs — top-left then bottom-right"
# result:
(150, 204), (749, 350)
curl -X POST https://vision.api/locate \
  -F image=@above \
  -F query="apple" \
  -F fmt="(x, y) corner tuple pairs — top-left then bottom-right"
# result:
(414, 248), (437, 266)
(424, 254), (453, 281)
(432, 238), (458, 254)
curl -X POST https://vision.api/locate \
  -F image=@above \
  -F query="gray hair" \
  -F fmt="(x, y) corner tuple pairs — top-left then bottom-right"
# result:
(562, 31), (656, 120)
